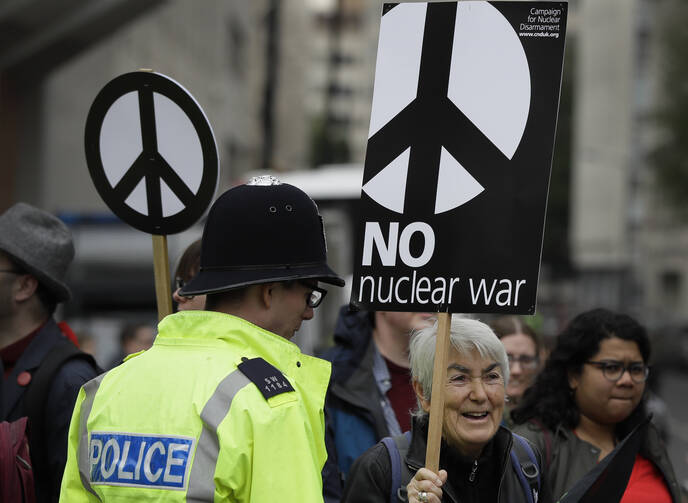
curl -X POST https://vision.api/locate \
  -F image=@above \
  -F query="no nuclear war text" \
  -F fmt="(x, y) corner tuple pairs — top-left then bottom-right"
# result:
(357, 221), (526, 308)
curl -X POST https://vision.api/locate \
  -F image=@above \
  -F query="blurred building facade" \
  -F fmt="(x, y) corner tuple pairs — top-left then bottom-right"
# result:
(305, 0), (380, 163)
(632, 0), (688, 328)
(1, 0), (686, 350)
(570, 0), (687, 327)
(0, 0), (314, 364)
(1, 0), (311, 215)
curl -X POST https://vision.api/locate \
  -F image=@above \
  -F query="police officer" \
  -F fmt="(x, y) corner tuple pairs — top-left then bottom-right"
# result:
(60, 176), (345, 502)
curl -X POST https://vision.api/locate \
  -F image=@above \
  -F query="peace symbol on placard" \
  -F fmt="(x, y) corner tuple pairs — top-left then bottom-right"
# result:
(362, 2), (530, 217)
(85, 71), (218, 235)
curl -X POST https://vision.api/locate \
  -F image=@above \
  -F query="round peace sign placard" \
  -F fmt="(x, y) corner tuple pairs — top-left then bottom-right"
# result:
(85, 71), (219, 235)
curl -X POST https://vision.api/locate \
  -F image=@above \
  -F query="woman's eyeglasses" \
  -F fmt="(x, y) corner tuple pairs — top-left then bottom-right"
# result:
(448, 370), (504, 387)
(507, 354), (539, 370)
(584, 360), (649, 383)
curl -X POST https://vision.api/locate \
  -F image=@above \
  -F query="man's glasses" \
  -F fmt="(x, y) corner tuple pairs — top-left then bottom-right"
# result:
(507, 354), (539, 370)
(585, 360), (649, 383)
(299, 281), (327, 308)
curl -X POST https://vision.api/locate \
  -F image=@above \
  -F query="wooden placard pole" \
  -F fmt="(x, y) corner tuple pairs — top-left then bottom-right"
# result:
(152, 234), (173, 321)
(425, 312), (452, 473)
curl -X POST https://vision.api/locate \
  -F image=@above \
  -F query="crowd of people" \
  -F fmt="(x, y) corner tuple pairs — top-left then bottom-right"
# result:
(0, 179), (683, 502)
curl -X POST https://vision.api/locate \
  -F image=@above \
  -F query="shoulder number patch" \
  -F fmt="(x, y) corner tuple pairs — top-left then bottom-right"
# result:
(238, 357), (295, 400)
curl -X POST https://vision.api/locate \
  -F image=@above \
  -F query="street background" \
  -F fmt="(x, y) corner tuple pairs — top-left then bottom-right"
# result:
(1, 0), (687, 488)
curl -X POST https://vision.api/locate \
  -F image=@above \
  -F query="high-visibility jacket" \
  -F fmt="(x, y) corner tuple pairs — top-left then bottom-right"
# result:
(59, 310), (332, 502)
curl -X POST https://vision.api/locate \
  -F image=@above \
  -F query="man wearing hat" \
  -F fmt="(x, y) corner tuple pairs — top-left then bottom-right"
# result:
(0, 202), (99, 502)
(60, 177), (345, 502)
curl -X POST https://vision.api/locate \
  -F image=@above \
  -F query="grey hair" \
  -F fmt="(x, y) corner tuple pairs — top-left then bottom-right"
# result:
(409, 316), (509, 419)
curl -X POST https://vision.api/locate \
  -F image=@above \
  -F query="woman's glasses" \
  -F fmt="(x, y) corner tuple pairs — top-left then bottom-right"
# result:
(584, 360), (649, 383)
(507, 354), (539, 370)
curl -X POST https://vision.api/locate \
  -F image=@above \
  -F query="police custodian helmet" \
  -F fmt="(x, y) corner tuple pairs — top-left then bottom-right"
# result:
(180, 175), (345, 296)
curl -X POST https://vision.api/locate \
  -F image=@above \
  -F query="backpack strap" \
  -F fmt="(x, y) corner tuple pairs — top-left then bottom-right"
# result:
(24, 340), (99, 489)
(510, 433), (541, 503)
(381, 430), (412, 503)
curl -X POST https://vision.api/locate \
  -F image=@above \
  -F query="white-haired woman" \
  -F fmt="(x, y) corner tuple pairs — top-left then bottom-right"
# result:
(341, 317), (552, 503)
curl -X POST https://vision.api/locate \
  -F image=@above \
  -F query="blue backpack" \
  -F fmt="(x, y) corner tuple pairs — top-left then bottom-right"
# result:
(381, 431), (540, 503)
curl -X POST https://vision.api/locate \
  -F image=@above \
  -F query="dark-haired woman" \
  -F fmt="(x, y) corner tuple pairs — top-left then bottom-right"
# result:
(511, 308), (680, 502)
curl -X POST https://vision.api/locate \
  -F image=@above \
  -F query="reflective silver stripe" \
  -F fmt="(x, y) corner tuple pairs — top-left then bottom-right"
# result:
(76, 373), (107, 500)
(187, 369), (251, 502)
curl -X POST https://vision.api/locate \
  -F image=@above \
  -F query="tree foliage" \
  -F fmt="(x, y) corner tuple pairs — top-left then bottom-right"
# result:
(542, 43), (575, 273)
(651, 0), (688, 216)
(309, 114), (351, 167)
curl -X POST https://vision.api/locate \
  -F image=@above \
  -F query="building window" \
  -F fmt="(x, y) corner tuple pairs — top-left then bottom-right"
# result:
(227, 17), (246, 78)
(660, 270), (682, 304)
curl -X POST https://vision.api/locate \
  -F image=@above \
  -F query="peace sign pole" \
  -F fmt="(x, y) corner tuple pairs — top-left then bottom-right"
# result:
(152, 235), (173, 320)
(84, 70), (219, 322)
(425, 312), (451, 473)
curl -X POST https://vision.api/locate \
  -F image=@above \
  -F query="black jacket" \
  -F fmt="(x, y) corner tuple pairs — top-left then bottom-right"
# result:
(514, 419), (681, 502)
(342, 418), (552, 503)
(0, 319), (99, 502)
(321, 307), (392, 500)
(323, 308), (392, 444)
